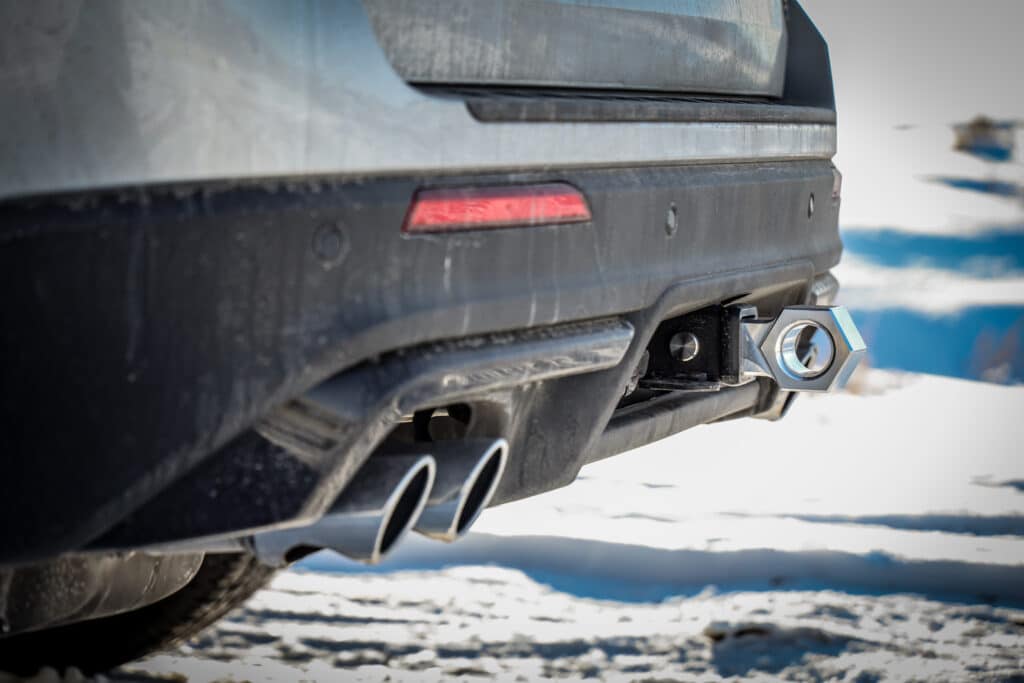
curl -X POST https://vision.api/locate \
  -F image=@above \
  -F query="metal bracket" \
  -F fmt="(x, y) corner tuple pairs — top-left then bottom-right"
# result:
(733, 305), (866, 392)
(637, 302), (866, 396)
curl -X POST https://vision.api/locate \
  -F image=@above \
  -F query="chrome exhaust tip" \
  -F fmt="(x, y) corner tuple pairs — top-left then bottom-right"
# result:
(414, 438), (508, 542)
(251, 454), (435, 566)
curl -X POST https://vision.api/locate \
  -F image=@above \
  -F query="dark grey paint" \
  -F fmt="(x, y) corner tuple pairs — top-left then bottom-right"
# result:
(0, 159), (841, 562)
(0, 0), (831, 201)
(364, 0), (786, 95)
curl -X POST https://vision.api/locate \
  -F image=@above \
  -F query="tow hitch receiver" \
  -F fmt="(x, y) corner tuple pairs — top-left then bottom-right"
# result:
(640, 305), (866, 394)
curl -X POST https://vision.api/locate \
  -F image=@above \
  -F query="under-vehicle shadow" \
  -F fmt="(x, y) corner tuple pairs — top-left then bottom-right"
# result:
(300, 532), (1024, 607)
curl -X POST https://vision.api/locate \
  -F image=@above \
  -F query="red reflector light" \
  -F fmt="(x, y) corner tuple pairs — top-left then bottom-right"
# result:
(403, 183), (591, 233)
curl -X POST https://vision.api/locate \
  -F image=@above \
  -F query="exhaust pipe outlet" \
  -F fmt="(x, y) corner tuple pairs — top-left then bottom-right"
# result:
(413, 438), (508, 542)
(251, 454), (435, 566)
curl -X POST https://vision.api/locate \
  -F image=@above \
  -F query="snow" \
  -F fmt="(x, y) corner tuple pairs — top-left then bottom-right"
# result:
(834, 257), (1024, 314)
(462, 372), (1024, 567)
(801, 0), (1024, 236)
(113, 566), (1024, 682)
(829, 122), (1024, 236)
(1, 373), (1020, 681)
(82, 370), (1021, 682)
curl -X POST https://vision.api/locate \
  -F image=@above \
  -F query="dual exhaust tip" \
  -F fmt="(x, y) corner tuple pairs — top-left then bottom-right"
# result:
(253, 438), (507, 566)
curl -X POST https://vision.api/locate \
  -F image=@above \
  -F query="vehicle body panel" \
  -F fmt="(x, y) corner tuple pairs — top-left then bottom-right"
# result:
(0, 0), (844, 568)
(363, 0), (786, 95)
(0, 0), (831, 201)
(0, 160), (840, 563)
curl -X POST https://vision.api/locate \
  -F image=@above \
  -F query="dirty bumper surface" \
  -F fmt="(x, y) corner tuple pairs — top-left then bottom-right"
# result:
(0, 159), (840, 564)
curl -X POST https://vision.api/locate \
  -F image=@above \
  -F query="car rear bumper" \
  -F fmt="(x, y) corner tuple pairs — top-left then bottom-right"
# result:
(1, 158), (841, 564)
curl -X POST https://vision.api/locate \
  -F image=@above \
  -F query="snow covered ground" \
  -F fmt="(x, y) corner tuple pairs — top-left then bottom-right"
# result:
(124, 568), (1024, 683)
(87, 369), (1022, 682)
(802, 0), (1024, 237)
(4, 3), (1023, 681)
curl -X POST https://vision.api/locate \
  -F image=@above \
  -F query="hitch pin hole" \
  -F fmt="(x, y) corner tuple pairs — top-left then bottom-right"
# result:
(778, 321), (834, 379)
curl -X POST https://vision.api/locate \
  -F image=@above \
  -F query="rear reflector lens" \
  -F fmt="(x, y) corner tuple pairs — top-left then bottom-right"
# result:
(403, 183), (591, 233)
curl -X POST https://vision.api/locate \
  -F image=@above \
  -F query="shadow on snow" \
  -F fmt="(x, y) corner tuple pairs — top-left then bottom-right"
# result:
(299, 533), (1024, 608)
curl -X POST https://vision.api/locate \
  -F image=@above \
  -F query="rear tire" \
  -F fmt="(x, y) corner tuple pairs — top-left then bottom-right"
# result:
(0, 553), (275, 676)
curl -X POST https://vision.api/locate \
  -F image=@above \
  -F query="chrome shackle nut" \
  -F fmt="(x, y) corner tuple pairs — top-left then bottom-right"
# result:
(740, 305), (866, 393)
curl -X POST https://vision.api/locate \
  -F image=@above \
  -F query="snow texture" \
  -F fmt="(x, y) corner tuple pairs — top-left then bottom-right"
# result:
(51, 370), (1016, 682)
(117, 568), (1024, 683)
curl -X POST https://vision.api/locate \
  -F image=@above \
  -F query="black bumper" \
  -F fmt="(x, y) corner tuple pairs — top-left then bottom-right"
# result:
(0, 160), (842, 564)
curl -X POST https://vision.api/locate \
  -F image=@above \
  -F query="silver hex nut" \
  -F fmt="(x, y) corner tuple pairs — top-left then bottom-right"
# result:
(758, 306), (866, 392)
